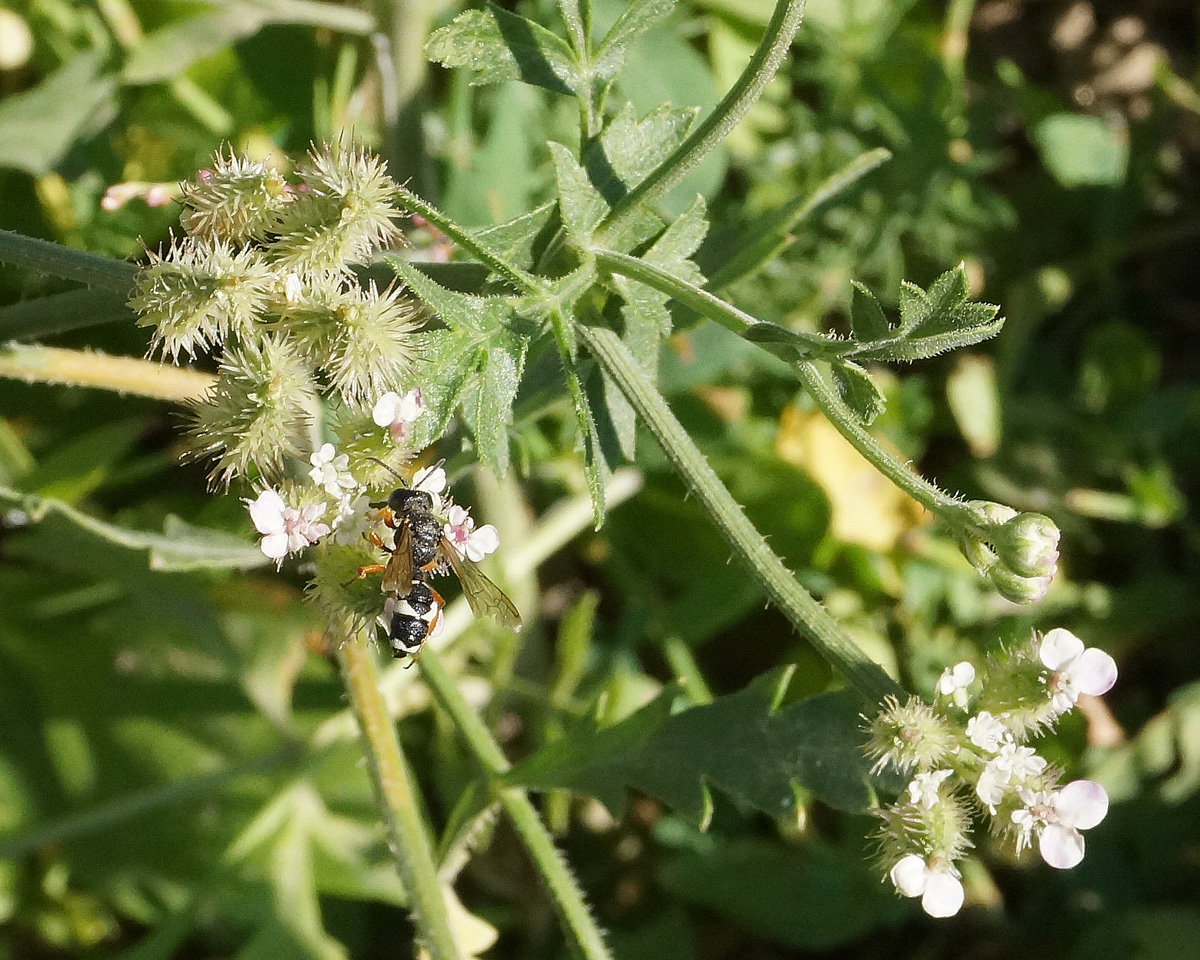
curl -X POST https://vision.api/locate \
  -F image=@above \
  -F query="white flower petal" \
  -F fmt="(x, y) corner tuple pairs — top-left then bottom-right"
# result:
(310, 443), (336, 468)
(373, 392), (402, 427)
(1074, 648), (1118, 697)
(1039, 628), (1084, 670)
(260, 531), (290, 559)
(890, 855), (929, 897)
(1039, 823), (1085, 869)
(248, 489), (286, 534)
(1055, 780), (1108, 831)
(413, 465), (446, 496)
(921, 871), (965, 918)
(467, 523), (499, 560)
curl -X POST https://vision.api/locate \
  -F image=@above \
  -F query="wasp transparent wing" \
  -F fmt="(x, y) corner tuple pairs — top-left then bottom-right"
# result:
(382, 523), (415, 595)
(440, 538), (522, 631)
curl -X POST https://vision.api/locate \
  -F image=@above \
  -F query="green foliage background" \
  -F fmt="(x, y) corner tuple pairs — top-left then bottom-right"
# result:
(2, 1), (1199, 958)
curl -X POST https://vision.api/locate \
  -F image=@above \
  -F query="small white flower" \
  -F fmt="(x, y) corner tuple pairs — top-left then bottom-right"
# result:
(966, 711), (1008, 753)
(1039, 628), (1118, 717)
(974, 738), (1046, 814)
(331, 493), (373, 546)
(308, 443), (358, 498)
(906, 769), (953, 810)
(412, 463), (447, 509)
(443, 503), (499, 562)
(246, 489), (329, 560)
(1011, 780), (1108, 869)
(890, 855), (965, 918)
(372, 388), (426, 444)
(937, 661), (975, 709)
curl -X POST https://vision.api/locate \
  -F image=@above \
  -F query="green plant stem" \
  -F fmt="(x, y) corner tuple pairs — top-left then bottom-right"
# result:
(791, 358), (970, 520)
(394, 185), (544, 295)
(581, 324), (903, 706)
(0, 228), (137, 294)
(371, 0), (437, 194)
(593, 249), (971, 523)
(418, 650), (614, 960)
(337, 635), (466, 960)
(594, 248), (835, 356)
(595, 0), (806, 241)
(0, 344), (215, 403)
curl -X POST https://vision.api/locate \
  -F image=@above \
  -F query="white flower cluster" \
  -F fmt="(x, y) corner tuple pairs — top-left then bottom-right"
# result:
(243, 390), (499, 569)
(868, 629), (1118, 918)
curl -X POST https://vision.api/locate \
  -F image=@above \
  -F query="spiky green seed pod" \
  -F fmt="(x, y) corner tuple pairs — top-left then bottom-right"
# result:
(130, 239), (274, 359)
(268, 141), (401, 275)
(179, 149), (290, 245)
(866, 696), (960, 775)
(189, 335), (316, 485)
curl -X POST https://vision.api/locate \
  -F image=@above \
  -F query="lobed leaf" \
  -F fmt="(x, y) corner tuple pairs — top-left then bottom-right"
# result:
(594, 0), (679, 82)
(506, 668), (882, 826)
(426, 5), (583, 96)
(830, 361), (887, 426)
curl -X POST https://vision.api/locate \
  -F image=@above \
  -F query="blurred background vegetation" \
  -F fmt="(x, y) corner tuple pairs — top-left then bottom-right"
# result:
(1, 0), (1199, 957)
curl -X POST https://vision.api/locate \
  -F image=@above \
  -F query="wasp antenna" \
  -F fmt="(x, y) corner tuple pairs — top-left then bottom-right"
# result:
(365, 456), (406, 483)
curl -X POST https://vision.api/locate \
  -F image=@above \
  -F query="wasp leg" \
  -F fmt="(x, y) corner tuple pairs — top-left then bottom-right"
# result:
(352, 563), (387, 581)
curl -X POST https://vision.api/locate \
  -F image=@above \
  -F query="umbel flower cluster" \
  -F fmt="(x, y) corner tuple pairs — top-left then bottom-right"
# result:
(867, 629), (1118, 918)
(129, 142), (420, 485)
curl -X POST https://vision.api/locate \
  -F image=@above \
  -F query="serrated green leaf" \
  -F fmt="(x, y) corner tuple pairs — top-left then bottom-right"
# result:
(830, 361), (886, 426)
(389, 260), (528, 470)
(588, 102), (697, 205)
(459, 341), (526, 475)
(0, 51), (117, 175)
(849, 281), (890, 342)
(549, 141), (609, 244)
(426, 5), (583, 95)
(594, 0), (679, 81)
(473, 202), (558, 272)
(844, 268), (1003, 362)
(506, 669), (882, 825)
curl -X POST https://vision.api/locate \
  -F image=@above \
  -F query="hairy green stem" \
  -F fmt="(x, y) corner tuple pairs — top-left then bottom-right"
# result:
(581, 325), (903, 705)
(0, 344), (215, 403)
(596, 0), (806, 241)
(394, 185), (544, 294)
(0, 229), (136, 294)
(791, 359), (970, 521)
(418, 650), (614, 960)
(594, 248), (835, 355)
(337, 635), (466, 960)
(593, 249), (971, 523)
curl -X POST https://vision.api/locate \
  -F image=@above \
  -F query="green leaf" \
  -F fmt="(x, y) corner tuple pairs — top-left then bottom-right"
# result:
(551, 103), (698, 248)
(549, 141), (609, 244)
(588, 102), (698, 208)
(389, 259), (528, 472)
(594, 0), (678, 82)
(0, 51), (117, 175)
(830, 361), (886, 426)
(506, 668), (882, 825)
(0, 485), (268, 572)
(848, 281), (890, 343)
(426, 5), (583, 96)
(1033, 113), (1129, 188)
(473, 202), (559, 272)
(844, 266), (1003, 363)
